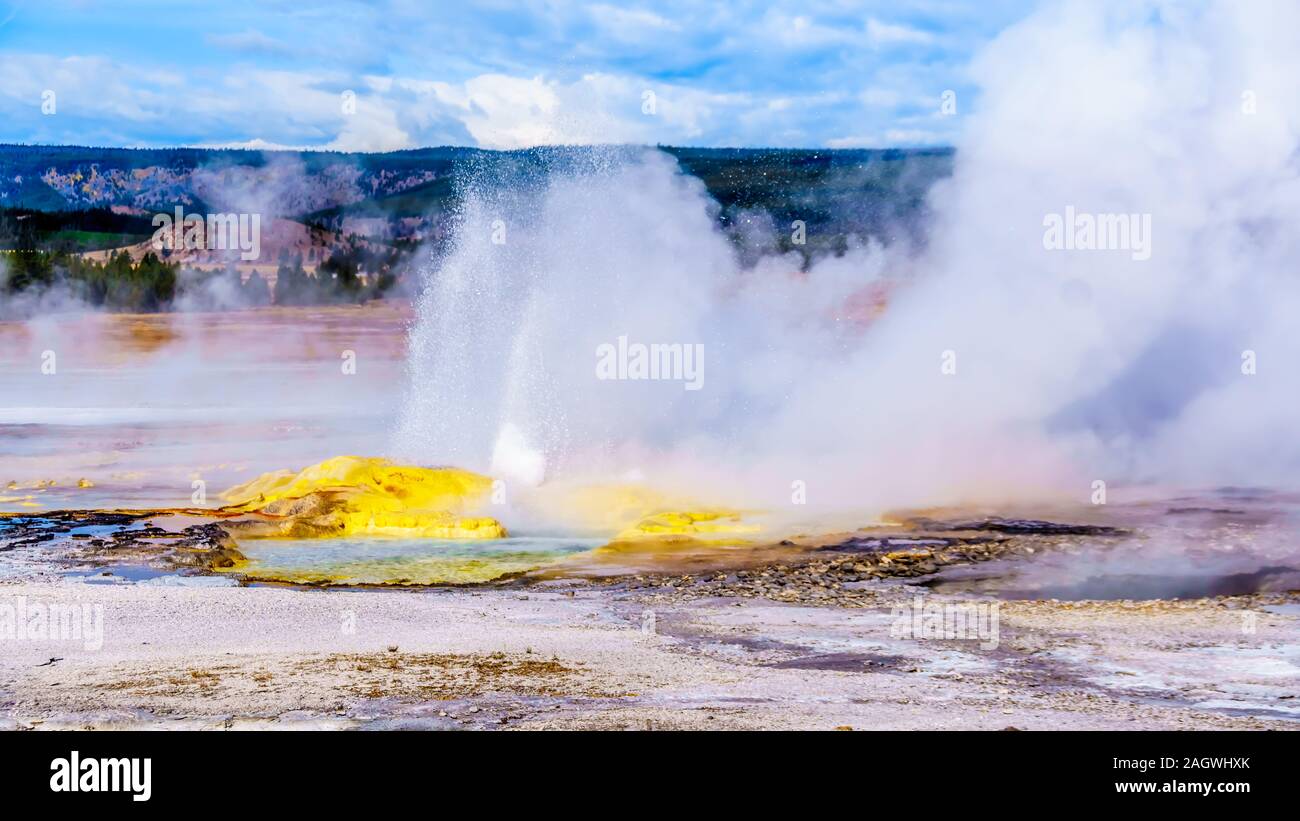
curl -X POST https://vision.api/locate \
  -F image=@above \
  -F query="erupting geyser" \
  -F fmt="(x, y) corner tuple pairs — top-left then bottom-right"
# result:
(391, 1), (1300, 527)
(490, 423), (547, 487)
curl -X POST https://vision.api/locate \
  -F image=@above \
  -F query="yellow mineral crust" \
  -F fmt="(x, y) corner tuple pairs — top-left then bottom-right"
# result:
(526, 481), (760, 544)
(616, 509), (760, 542)
(219, 456), (506, 539)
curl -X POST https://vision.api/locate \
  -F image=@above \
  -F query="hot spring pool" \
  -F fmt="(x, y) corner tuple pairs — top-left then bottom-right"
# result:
(223, 536), (606, 585)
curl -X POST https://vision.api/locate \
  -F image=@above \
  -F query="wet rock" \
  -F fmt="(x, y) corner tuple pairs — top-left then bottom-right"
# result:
(908, 516), (1125, 537)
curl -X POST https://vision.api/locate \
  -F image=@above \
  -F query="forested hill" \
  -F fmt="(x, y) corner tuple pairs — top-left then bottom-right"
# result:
(0, 144), (952, 251)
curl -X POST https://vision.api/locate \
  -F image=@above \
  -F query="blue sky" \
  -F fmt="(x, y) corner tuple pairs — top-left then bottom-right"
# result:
(0, 0), (1037, 150)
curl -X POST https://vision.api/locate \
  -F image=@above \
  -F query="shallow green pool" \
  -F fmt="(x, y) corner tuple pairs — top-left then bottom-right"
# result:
(226, 536), (604, 585)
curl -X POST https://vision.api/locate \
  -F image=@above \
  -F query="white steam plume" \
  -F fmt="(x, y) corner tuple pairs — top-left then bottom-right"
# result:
(393, 0), (1300, 520)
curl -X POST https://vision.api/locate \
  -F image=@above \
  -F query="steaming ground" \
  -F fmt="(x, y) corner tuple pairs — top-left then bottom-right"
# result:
(0, 302), (409, 508)
(8, 1), (1300, 546)
(4, 0), (1300, 729)
(391, 0), (1300, 524)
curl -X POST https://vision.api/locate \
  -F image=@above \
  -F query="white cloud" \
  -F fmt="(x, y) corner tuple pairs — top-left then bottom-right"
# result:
(825, 128), (940, 148)
(0, 53), (168, 123)
(860, 88), (902, 107)
(867, 18), (935, 46)
(206, 29), (295, 57)
(0, 0), (1019, 149)
(588, 4), (681, 38)
(762, 12), (860, 48)
(436, 74), (564, 148)
(883, 128), (941, 144)
(328, 106), (412, 152)
(389, 71), (749, 149)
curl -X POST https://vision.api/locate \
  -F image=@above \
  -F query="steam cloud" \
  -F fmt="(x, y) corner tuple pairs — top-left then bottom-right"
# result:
(393, 0), (1300, 519)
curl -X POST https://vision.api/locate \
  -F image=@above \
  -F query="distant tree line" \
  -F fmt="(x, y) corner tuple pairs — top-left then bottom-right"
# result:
(2, 247), (177, 311)
(0, 206), (155, 238)
(273, 244), (403, 306)
(0, 207), (155, 254)
(3, 242), (408, 314)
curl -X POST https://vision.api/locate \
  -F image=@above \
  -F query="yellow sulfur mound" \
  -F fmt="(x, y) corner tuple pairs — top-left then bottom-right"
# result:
(220, 456), (506, 539)
(617, 509), (760, 542)
(550, 483), (686, 534)
(526, 481), (760, 544)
